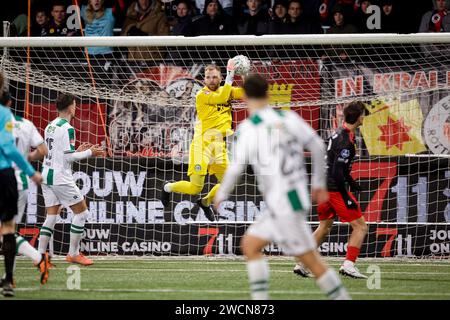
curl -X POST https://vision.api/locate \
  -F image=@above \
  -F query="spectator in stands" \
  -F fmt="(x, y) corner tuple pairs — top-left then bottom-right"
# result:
(32, 8), (50, 36)
(268, 0), (288, 34)
(166, 0), (194, 63)
(315, 0), (355, 25)
(191, 0), (235, 35)
(354, 0), (372, 32)
(237, 0), (270, 35)
(271, 0), (288, 20)
(419, 0), (450, 59)
(328, 4), (358, 33)
(81, 0), (115, 54)
(324, 4), (358, 62)
(122, 0), (170, 60)
(11, 15), (28, 37)
(111, 0), (131, 31)
(46, 2), (78, 36)
(195, 0), (233, 16)
(171, 0), (194, 35)
(162, 0), (178, 20)
(379, 0), (399, 33)
(79, 0), (116, 85)
(282, 0), (322, 34)
(419, 0), (450, 32)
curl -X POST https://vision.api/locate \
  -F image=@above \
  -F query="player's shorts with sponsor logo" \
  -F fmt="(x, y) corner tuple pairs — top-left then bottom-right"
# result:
(317, 191), (362, 223)
(41, 182), (84, 208)
(246, 209), (316, 256)
(187, 134), (229, 176)
(0, 168), (18, 222)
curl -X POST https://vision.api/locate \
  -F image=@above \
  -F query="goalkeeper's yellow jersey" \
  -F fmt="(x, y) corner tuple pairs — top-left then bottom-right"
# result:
(194, 83), (243, 139)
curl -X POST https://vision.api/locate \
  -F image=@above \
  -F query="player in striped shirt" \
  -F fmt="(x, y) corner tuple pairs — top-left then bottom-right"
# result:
(0, 73), (44, 297)
(38, 94), (104, 266)
(214, 74), (350, 300)
(0, 91), (50, 286)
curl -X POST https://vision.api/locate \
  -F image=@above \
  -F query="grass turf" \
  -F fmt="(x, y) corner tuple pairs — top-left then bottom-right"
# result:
(3, 257), (450, 300)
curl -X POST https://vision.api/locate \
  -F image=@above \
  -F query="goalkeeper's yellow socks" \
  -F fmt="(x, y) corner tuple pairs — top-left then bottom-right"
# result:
(202, 183), (221, 206)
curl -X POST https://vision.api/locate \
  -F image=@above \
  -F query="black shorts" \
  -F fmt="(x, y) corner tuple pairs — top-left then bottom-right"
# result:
(0, 168), (18, 222)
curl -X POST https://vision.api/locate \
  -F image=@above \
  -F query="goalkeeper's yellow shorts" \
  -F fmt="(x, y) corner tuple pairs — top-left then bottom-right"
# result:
(187, 135), (229, 177)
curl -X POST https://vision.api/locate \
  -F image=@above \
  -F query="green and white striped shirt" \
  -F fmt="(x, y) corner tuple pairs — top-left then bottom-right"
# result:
(217, 107), (326, 215)
(12, 115), (44, 190)
(42, 117), (76, 185)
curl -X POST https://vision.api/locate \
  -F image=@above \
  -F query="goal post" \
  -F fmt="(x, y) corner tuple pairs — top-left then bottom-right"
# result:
(1, 32), (449, 258)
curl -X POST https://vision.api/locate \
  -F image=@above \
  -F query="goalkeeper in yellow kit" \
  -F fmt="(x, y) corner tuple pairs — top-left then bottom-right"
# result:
(160, 60), (243, 221)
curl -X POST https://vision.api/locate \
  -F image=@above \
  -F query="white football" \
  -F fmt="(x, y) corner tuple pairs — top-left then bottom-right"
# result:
(232, 55), (251, 76)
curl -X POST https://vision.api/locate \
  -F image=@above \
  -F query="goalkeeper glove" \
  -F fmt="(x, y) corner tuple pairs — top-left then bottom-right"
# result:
(225, 58), (236, 85)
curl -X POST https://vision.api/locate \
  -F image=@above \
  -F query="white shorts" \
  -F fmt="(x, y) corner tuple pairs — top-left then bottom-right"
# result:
(246, 209), (316, 256)
(16, 190), (28, 224)
(41, 183), (84, 208)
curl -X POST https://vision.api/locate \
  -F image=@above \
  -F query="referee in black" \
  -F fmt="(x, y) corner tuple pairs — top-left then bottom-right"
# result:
(0, 73), (43, 297)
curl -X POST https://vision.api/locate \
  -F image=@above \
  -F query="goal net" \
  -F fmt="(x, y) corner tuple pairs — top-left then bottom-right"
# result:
(1, 30), (449, 258)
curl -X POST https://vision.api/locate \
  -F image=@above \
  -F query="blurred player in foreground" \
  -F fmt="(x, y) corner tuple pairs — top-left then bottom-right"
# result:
(214, 74), (350, 300)
(38, 94), (104, 266)
(0, 74), (44, 297)
(0, 91), (50, 287)
(294, 101), (368, 279)
(161, 61), (243, 221)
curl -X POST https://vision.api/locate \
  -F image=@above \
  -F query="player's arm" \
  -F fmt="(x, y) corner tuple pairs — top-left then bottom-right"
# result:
(62, 128), (103, 162)
(28, 143), (48, 161)
(0, 129), (41, 184)
(330, 141), (358, 208)
(64, 149), (92, 162)
(344, 165), (361, 193)
(230, 87), (244, 100)
(197, 84), (233, 106)
(214, 126), (253, 206)
(28, 124), (48, 161)
(64, 145), (104, 162)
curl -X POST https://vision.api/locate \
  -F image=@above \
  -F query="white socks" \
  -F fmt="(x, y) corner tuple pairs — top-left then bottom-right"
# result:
(16, 235), (41, 265)
(316, 269), (351, 300)
(246, 259), (270, 300)
(38, 215), (57, 254)
(69, 210), (88, 257)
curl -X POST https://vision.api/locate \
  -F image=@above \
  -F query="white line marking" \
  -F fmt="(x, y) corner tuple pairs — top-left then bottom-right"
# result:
(13, 267), (450, 275)
(12, 287), (450, 297)
(12, 257), (450, 267)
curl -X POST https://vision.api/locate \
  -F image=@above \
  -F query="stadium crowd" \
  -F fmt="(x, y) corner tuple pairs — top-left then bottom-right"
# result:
(3, 0), (450, 38)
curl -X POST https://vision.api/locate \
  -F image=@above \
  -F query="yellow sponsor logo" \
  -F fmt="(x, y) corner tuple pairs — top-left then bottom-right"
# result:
(268, 83), (293, 110)
(5, 121), (13, 132)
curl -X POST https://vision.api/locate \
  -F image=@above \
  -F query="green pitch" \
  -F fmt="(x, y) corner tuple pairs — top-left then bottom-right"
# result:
(5, 257), (450, 300)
